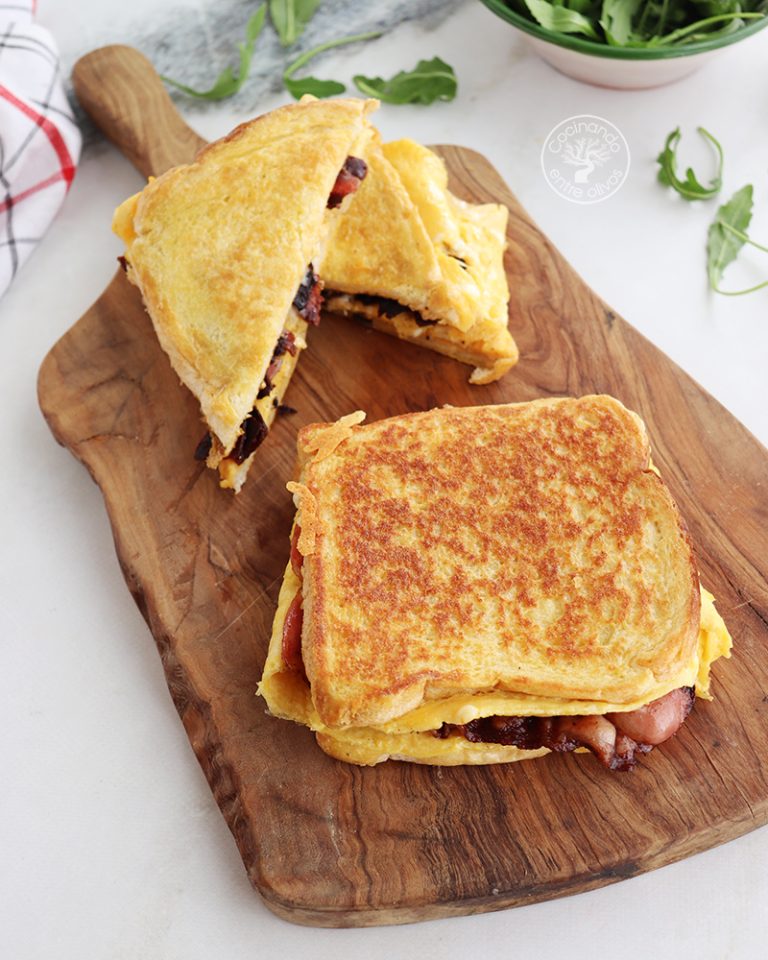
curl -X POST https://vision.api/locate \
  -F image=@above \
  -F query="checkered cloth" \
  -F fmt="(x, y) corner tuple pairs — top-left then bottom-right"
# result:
(0, 1), (80, 298)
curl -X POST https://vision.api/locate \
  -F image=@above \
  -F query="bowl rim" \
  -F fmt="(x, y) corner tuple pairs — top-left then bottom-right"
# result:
(477, 0), (768, 59)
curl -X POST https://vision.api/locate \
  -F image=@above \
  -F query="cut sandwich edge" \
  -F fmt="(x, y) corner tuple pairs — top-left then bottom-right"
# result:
(323, 291), (519, 384)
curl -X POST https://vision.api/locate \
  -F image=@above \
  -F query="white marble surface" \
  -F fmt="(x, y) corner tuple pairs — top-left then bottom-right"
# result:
(3, 1), (768, 958)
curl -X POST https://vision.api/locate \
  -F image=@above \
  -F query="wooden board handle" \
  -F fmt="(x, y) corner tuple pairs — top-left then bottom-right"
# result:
(72, 45), (207, 179)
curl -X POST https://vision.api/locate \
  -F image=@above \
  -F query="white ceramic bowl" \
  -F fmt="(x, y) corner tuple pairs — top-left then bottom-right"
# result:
(478, 0), (768, 90)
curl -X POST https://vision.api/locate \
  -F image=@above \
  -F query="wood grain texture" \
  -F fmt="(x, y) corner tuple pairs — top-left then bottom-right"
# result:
(73, 45), (207, 177)
(39, 46), (768, 927)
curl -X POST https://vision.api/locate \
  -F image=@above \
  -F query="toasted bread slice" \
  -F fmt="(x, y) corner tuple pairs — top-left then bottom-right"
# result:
(320, 138), (517, 383)
(112, 97), (377, 491)
(264, 397), (707, 732)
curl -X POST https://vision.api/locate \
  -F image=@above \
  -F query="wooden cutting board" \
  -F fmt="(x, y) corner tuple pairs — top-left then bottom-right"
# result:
(38, 45), (768, 927)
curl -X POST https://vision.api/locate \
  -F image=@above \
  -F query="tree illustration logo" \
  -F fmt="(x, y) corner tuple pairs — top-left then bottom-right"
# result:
(541, 115), (630, 204)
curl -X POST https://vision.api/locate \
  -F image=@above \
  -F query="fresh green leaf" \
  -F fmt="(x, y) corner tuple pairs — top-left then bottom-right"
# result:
(600, 0), (644, 45)
(161, 6), (266, 100)
(656, 126), (723, 201)
(282, 30), (381, 100)
(353, 57), (457, 105)
(269, 0), (321, 47)
(706, 185), (768, 295)
(523, 0), (602, 39)
(707, 185), (753, 289)
(284, 75), (346, 98)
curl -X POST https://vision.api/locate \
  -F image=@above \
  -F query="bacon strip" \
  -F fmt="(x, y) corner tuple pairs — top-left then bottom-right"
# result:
(437, 687), (694, 771)
(293, 265), (323, 326)
(228, 407), (268, 464)
(324, 290), (436, 326)
(281, 592), (305, 677)
(327, 156), (368, 209)
(608, 686), (694, 745)
(274, 330), (298, 358)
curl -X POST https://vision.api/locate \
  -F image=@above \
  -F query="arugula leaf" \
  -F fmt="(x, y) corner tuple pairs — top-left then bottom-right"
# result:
(269, 0), (320, 47)
(706, 185), (768, 295)
(522, 0), (601, 39)
(353, 57), (457, 105)
(161, 6), (266, 100)
(707, 185), (753, 289)
(283, 30), (381, 99)
(284, 75), (346, 98)
(600, 0), (644, 45)
(657, 126), (723, 201)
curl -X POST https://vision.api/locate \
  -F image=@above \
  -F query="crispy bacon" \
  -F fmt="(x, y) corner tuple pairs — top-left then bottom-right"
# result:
(274, 330), (297, 358)
(257, 358), (281, 400)
(327, 156), (368, 209)
(324, 290), (436, 326)
(293, 265), (323, 326)
(281, 592), (305, 676)
(257, 330), (300, 400)
(437, 687), (694, 772)
(552, 714), (621, 769)
(229, 407), (268, 464)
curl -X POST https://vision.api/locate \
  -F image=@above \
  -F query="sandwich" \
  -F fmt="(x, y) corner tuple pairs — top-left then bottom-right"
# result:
(320, 138), (518, 385)
(257, 396), (732, 769)
(112, 96), (377, 492)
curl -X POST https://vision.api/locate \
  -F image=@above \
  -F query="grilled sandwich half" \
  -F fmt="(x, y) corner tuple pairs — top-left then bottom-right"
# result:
(112, 96), (377, 492)
(258, 396), (731, 769)
(320, 138), (518, 385)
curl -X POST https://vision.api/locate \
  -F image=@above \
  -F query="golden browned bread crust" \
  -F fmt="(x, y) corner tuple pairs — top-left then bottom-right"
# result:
(287, 396), (701, 728)
(112, 97), (377, 457)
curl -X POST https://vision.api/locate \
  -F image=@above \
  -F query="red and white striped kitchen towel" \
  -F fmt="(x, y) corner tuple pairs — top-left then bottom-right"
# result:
(0, 1), (80, 298)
